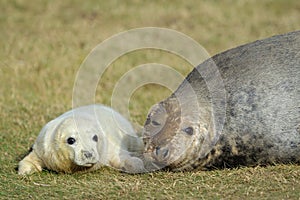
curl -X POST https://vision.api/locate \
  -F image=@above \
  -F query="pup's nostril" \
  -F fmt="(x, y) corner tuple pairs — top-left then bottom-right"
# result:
(82, 151), (93, 159)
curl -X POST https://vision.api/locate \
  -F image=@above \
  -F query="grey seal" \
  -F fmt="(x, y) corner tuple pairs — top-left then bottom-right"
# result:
(143, 30), (300, 171)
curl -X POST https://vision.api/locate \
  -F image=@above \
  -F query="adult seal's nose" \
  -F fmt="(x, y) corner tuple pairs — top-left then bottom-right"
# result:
(82, 150), (93, 159)
(155, 146), (169, 160)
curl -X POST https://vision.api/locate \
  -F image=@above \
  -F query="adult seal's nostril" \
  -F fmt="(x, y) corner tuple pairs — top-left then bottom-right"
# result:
(82, 151), (93, 159)
(155, 147), (160, 156)
(155, 147), (169, 160)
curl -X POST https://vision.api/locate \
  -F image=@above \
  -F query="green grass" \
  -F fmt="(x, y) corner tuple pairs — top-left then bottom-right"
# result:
(1, 0), (300, 199)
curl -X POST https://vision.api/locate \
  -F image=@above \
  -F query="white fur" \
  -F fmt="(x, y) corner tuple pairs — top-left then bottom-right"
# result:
(18, 104), (144, 175)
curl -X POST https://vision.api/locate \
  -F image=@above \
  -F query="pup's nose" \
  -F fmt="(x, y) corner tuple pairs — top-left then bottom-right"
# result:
(82, 151), (93, 159)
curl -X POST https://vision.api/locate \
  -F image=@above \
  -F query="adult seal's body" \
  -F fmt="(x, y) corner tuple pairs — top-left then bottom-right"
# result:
(143, 31), (300, 171)
(18, 104), (144, 175)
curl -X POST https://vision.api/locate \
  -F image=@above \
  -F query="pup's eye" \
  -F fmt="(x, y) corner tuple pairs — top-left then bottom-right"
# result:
(152, 120), (161, 126)
(92, 135), (98, 142)
(67, 137), (76, 145)
(183, 127), (193, 135)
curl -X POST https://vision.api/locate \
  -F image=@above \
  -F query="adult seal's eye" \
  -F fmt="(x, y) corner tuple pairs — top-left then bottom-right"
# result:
(152, 120), (161, 126)
(92, 135), (98, 142)
(183, 127), (194, 135)
(67, 137), (76, 145)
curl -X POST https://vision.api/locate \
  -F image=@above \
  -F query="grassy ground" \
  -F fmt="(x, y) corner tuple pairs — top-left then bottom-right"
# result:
(1, 0), (300, 199)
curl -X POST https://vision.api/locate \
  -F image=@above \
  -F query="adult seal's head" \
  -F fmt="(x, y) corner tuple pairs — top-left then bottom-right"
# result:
(143, 94), (216, 171)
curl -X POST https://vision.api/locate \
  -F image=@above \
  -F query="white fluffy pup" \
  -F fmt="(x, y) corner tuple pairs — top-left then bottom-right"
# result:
(18, 104), (145, 175)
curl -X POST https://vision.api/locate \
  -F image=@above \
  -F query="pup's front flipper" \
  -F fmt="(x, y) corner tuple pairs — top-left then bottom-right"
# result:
(18, 151), (44, 175)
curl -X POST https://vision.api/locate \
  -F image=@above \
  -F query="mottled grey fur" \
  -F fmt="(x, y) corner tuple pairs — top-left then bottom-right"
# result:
(143, 31), (300, 171)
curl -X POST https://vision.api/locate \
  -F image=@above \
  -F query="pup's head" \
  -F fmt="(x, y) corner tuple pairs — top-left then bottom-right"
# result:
(34, 116), (103, 173)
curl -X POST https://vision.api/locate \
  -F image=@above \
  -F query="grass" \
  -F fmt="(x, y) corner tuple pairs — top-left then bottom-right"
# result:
(0, 0), (300, 199)
(1, 165), (300, 199)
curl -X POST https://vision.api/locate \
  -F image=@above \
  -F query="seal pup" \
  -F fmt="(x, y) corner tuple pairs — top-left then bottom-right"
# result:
(143, 31), (300, 171)
(18, 104), (144, 175)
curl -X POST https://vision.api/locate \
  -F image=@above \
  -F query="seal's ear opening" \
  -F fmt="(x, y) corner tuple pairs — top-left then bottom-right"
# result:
(92, 135), (98, 142)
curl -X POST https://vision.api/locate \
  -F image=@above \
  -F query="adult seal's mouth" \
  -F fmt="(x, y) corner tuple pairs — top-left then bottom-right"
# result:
(141, 151), (169, 172)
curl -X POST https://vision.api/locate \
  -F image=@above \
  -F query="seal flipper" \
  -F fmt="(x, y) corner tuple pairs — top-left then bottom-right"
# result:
(18, 150), (45, 175)
(122, 156), (146, 174)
